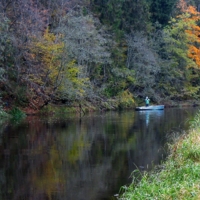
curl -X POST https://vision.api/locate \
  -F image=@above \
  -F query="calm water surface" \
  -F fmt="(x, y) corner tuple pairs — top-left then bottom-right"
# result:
(0, 107), (198, 200)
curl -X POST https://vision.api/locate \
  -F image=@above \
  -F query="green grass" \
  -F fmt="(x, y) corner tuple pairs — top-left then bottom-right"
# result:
(119, 111), (200, 200)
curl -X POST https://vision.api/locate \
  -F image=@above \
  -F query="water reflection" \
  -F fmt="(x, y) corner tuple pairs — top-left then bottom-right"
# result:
(138, 110), (164, 126)
(0, 108), (198, 200)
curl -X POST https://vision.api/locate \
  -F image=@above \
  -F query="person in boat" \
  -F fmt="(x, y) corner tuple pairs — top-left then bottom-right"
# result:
(145, 96), (150, 107)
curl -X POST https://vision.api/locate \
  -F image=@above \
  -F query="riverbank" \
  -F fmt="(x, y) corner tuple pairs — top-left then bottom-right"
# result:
(1, 93), (200, 116)
(17, 98), (200, 115)
(119, 111), (200, 200)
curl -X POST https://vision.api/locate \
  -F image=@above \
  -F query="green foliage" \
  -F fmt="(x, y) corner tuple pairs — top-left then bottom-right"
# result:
(91, 0), (151, 34)
(156, 6), (200, 100)
(117, 90), (135, 109)
(8, 107), (26, 121)
(119, 119), (200, 199)
(56, 60), (90, 101)
(41, 104), (77, 116)
(189, 109), (200, 129)
(103, 67), (135, 97)
(164, 18), (191, 68)
(1, 0), (200, 109)
(143, 8), (200, 101)
(99, 39), (135, 98)
(149, 0), (179, 25)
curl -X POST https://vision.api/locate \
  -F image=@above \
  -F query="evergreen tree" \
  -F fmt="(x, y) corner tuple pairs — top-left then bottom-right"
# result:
(149, 0), (178, 25)
(90, 0), (151, 33)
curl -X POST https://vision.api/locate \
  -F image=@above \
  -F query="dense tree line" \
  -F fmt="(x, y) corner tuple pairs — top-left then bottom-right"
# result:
(1, 0), (200, 111)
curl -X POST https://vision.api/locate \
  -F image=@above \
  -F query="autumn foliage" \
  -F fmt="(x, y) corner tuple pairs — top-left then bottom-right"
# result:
(2, 0), (200, 111)
(184, 5), (200, 68)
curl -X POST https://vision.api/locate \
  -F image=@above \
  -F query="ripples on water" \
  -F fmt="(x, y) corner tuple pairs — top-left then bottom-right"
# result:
(0, 107), (198, 200)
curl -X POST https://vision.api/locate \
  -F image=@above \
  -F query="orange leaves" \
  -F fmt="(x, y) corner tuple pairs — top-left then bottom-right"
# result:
(186, 24), (200, 44)
(188, 46), (200, 67)
(177, 0), (199, 17)
(186, 6), (199, 16)
(177, 0), (200, 68)
(188, 46), (198, 55)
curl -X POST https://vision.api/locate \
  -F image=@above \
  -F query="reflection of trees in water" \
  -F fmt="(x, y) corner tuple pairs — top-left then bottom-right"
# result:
(131, 108), (196, 171)
(0, 113), (135, 199)
(130, 110), (166, 172)
(0, 109), (197, 200)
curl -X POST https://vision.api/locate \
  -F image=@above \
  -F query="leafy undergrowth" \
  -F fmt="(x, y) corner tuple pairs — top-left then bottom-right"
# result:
(8, 107), (26, 121)
(119, 112), (200, 200)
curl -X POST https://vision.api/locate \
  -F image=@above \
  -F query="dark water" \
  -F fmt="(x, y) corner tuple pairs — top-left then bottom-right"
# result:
(0, 107), (198, 200)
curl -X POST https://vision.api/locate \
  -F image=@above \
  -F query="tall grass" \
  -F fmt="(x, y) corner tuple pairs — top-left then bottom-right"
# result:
(119, 111), (200, 200)
(189, 110), (200, 129)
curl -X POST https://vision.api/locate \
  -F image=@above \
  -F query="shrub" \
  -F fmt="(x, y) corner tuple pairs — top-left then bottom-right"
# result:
(9, 107), (26, 120)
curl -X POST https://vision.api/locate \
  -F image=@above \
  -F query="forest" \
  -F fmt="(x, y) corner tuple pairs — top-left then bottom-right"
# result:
(1, 0), (200, 114)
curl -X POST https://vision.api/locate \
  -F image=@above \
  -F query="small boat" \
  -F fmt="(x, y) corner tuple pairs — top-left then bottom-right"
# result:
(135, 105), (164, 111)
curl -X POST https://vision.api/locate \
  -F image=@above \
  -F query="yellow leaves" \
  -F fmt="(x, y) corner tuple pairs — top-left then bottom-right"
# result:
(30, 28), (88, 99)
(32, 28), (64, 85)
(36, 34), (64, 57)
(117, 90), (135, 109)
(36, 28), (64, 65)
(43, 27), (56, 41)
(58, 60), (89, 98)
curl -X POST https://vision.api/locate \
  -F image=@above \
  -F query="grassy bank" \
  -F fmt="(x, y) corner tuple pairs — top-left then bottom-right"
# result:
(119, 111), (200, 200)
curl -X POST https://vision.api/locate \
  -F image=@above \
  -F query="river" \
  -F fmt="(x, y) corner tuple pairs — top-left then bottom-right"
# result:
(0, 107), (198, 200)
